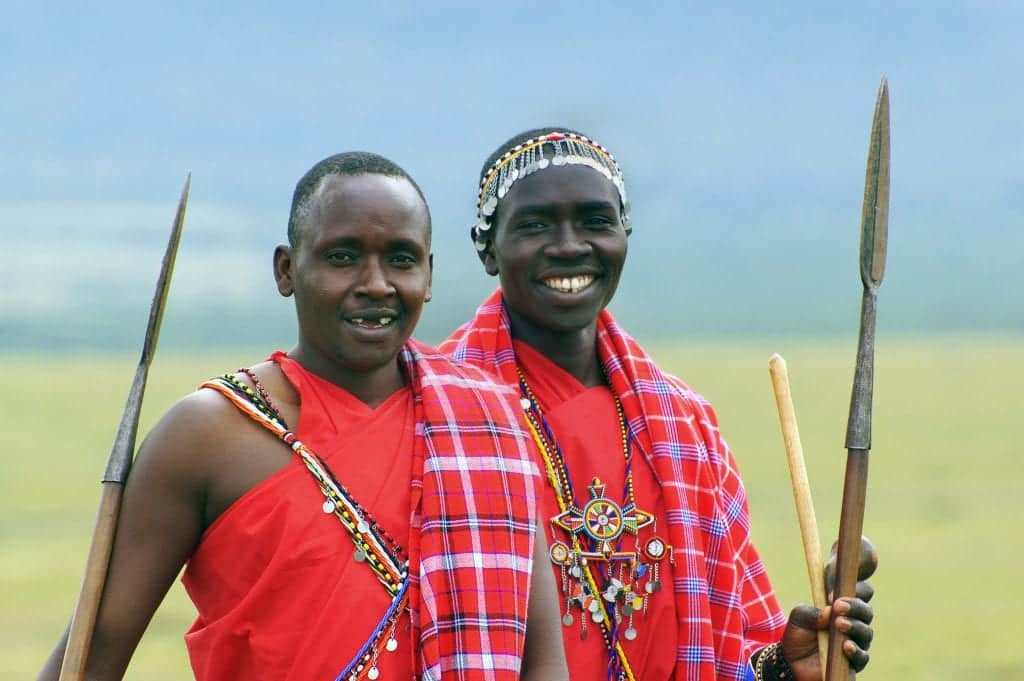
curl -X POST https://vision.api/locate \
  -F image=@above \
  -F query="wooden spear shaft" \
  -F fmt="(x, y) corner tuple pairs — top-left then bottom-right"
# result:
(768, 354), (828, 678)
(59, 175), (190, 681)
(826, 78), (889, 681)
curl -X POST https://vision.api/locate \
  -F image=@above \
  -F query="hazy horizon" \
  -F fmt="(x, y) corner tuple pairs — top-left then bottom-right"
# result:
(3, 3), (1021, 351)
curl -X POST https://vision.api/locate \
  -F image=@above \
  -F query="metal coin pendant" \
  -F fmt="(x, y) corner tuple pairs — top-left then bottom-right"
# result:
(322, 499), (336, 514)
(644, 582), (655, 594)
(570, 565), (582, 578)
(622, 602), (635, 617)
(357, 520), (370, 533)
(367, 667), (380, 680)
(624, 627), (638, 641)
(562, 612), (574, 626)
(652, 580), (662, 593)
(591, 610), (603, 623)
(354, 549), (367, 562)
(385, 638), (398, 652)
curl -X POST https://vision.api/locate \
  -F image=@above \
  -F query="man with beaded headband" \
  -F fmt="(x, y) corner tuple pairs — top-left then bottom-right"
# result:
(40, 152), (568, 681)
(442, 129), (877, 681)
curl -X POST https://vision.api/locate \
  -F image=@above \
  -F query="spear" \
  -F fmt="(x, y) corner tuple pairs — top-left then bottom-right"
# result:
(825, 79), (889, 681)
(59, 175), (191, 681)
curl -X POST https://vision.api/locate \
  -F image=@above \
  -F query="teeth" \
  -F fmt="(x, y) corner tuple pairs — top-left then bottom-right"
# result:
(543, 275), (594, 294)
(350, 316), (394, 327)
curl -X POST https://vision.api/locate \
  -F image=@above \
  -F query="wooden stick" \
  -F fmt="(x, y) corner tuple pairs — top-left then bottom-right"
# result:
(59, 175), (190, 681)
(769, 353), (827, 679)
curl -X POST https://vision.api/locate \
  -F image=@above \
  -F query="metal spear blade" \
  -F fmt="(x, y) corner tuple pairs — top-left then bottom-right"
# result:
(859, 78), (890, 289)
(102, 174), (190, 485)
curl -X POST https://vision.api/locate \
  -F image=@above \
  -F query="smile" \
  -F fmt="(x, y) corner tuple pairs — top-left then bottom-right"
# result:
(347, 316), (395, 329)
(542, 275), (595, 294)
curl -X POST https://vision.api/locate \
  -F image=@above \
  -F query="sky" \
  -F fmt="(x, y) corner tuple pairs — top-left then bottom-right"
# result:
(1, 1), (1021, 350)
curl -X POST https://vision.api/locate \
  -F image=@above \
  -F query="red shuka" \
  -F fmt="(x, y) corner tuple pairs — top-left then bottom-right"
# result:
(516, 341), (678, 681)
(182, 352), (415, 681)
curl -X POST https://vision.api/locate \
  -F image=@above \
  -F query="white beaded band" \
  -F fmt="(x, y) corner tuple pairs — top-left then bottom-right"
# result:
(472, 131), (630, 250)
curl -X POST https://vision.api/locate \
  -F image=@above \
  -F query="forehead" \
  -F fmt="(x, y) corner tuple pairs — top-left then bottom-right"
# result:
(305, 173), (429, 246)
(499, 165), (620, 215)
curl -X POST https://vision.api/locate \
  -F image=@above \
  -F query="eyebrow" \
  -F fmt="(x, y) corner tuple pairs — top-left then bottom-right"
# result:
(509, 199), (619, 216)
(318, 235), (427, 255)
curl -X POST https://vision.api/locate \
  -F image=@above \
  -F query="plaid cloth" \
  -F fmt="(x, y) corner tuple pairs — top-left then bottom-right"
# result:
(440, 291), (786, 681)
(400, 340), (541, 681)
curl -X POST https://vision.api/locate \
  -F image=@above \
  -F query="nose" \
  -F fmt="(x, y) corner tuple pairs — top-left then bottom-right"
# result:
(355, 257), (396, 298)
(545, 223), (592, 260)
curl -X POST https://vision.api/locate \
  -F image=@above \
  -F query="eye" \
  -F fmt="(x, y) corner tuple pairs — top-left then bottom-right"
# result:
(390, 253), (418, 268)
(325, 250), (357, 265)
(582, 214), (616, 229)
(514, 219), (548, 233)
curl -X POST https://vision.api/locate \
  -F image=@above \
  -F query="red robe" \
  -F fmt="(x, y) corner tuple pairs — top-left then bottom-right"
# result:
(183, 352), (416, 681)
(442, 291), (786, 681)
(515, 341), (677, 681)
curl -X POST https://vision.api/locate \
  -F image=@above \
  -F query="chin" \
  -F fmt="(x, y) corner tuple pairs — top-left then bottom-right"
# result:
(535, 306), (604, 334)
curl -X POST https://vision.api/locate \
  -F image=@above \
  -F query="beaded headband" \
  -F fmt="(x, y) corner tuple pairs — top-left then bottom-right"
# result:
(472, 132), (630, 251)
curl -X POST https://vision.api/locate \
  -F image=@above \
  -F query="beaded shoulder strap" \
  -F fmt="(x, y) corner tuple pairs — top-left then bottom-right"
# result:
(202, 373), (410, 681)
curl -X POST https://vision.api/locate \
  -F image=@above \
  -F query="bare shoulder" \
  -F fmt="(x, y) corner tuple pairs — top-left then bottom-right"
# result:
(129, 386), (251, 491)
(134, 363), (302, 526)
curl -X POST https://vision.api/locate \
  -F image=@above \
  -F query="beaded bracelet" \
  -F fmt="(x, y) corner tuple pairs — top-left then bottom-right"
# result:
(754, 643), (794, 681)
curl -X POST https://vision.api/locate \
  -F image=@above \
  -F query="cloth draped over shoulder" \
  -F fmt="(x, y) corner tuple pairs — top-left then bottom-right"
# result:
(440, 290), (786, 681)
(187, 341), (541, 681)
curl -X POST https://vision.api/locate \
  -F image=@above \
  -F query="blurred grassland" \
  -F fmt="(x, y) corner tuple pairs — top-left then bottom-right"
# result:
(2, 337), (1021, 679)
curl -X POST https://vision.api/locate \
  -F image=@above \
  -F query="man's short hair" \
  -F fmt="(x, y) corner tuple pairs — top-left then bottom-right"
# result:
(288, 152), (430, 247)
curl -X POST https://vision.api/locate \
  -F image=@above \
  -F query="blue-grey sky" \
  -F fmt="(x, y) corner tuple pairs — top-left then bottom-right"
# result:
(2, 2), (1021, 349)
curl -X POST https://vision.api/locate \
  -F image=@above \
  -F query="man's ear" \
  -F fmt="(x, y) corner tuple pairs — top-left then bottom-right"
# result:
(471, 225), (499, 276)
(482, 245), (499, 277)
(425, 253), (433, 303)
(273, 245), (294, 297)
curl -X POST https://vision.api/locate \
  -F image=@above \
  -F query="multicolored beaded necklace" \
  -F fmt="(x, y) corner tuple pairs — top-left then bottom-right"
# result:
(206, 372), (409, 681)
(516, 367), (672, 681)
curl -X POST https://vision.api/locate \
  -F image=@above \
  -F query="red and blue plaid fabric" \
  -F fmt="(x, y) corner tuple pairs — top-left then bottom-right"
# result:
(440, 291), (786, 681)
(401, 340), (541, 681)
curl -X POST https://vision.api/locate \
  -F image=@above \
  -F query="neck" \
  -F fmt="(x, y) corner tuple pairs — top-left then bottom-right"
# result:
(288, 344), (406, 408)
(507, 309), (603, 388)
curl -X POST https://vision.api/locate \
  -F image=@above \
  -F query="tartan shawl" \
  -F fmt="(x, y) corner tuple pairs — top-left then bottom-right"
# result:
(398, 340), (541, 681)
(440, 291), (786, 681)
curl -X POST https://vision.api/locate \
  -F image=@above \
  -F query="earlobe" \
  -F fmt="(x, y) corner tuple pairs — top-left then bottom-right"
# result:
(482, 247), (499, 277)
(273, 245), (294, 297)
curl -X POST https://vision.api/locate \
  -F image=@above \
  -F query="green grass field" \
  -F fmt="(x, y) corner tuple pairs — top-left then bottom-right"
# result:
(3, 337), (1021, 679)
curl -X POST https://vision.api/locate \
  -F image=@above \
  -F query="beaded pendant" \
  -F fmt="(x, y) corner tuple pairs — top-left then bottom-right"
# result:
(518, 370), (673, 681)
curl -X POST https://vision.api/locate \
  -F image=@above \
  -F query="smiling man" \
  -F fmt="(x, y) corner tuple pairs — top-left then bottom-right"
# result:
(442, 130), (876, 681)
(39, 152), (567, 681)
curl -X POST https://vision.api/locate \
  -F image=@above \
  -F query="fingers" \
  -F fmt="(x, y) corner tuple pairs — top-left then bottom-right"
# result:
(833, 597), (873, 627)
(824, 536), (878, 600)
(833, 597), (874, 672)
(843, 637), (871, 672)
(857, 536), (879, 580)
(780, 604), (825, 664)
(833, 597), (874, 650)
(855, 579), (875, 603)
(787, 603), (822, 632)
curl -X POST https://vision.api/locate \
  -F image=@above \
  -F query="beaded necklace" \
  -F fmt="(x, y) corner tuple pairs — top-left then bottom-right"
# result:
(517, 367), (672, 681)
(208, 372), (409, 681)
